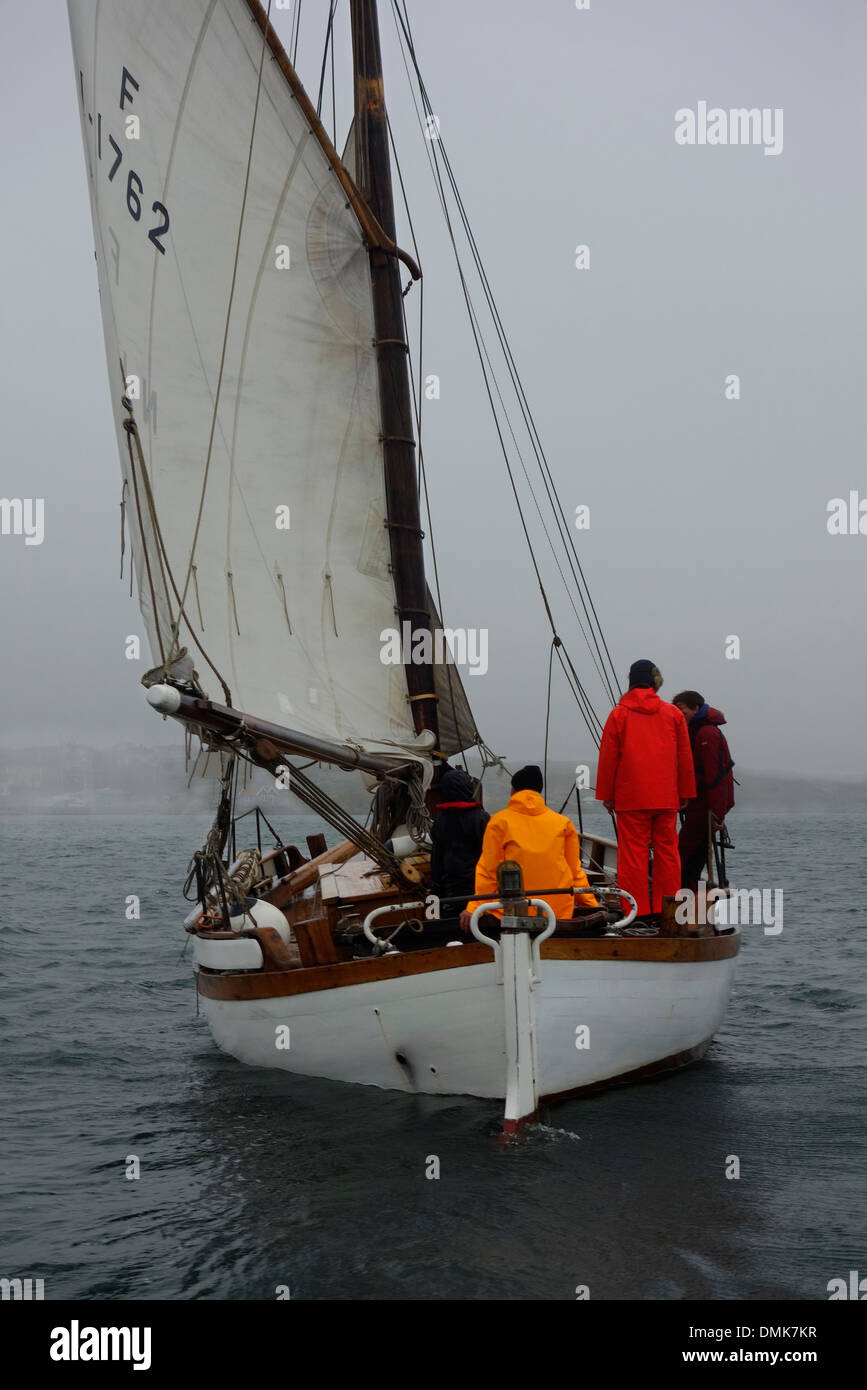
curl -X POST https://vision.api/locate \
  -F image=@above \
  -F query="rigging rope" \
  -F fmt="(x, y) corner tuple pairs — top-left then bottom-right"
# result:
(123, 419), (166, 666)
(389, 0), (621, 739)
(183, 751), (242, 906)
(269, 757), (417, 887)
(543, 638), (555, 796)
(397, 3), (620, 707)
(388, 11), (602, 740)
(385, 110), (474, 771)
(123, 406), (232, 704)
(169, 0), (274, 680)
(462, 297), (615, 713)
(290, 0), (303, 66)
(315, 1), (338, 121)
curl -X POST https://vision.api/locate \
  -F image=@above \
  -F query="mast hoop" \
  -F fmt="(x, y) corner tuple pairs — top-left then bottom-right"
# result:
(384, 520), (424, 538)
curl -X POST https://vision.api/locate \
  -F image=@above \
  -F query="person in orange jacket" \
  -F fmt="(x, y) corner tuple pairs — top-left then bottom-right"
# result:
(596, 660), (695, 925)
(460, 765), (598, 931)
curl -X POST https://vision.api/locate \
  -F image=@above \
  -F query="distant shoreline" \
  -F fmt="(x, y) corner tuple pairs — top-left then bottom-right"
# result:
(2, 747), (865, 815)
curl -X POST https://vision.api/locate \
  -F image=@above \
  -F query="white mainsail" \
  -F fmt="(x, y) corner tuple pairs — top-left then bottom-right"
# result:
(68, 0), (477, 757)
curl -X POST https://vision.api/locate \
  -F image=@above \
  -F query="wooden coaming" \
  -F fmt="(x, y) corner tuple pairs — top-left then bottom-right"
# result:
(196, 931), (740, 1001)
(293, 915), (342, 967)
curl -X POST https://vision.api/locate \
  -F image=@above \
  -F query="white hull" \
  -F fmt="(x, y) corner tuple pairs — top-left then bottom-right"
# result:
(199, 940), (739, 1101)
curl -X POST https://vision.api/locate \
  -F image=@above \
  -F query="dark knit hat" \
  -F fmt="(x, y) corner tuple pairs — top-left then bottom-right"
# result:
(511, 764), (544, 793)
(439, 766), (476, 801)
(628, 659), (658, 689)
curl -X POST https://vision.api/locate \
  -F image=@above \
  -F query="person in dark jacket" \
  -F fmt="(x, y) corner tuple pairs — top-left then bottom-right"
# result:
(429, 766), (490, 917)
(671, 692), (736, 894)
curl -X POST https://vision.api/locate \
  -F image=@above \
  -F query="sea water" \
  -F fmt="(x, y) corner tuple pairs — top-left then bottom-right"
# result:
(0, 810), (864, 1300)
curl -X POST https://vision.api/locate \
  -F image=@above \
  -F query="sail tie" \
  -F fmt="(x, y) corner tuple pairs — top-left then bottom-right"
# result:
(227, 571), (241, 636)
(323, 568), (338, 636)
(119, 480), (128, 580)
(192, 564), (205, 630)
(276, 569), (293, 635)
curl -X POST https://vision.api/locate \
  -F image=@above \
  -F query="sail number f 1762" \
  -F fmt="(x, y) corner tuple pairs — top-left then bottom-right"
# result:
(79, 65), (170, 255)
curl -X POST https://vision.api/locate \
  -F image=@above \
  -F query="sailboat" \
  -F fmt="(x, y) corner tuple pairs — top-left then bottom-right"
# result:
(68, 0), (739, 1132)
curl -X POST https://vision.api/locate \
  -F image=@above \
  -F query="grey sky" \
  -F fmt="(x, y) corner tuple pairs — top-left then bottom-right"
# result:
(1, 0), (865, 777)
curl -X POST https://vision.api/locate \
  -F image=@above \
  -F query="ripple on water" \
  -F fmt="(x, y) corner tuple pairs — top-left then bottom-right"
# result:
(1, 810), (865, 1299)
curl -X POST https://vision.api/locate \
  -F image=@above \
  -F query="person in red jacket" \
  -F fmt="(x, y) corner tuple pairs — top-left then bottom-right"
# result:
(596, 660), (696, 924)
(671, 692), (736, 894)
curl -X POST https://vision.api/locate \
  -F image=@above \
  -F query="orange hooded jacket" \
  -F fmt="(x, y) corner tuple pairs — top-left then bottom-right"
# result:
(596, 688), (696, 811)
(467, 789), (598, 920)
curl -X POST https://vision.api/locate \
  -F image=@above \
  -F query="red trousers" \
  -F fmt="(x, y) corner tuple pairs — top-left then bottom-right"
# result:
(616, 809), (681, 916)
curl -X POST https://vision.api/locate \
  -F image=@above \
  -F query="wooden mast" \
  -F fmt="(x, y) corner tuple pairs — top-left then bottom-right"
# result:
(350, 0), (439, 747)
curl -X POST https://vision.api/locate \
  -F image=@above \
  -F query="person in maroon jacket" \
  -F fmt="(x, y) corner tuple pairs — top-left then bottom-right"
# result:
(671, 692), (736, 893)
(596, 660), (696, 925)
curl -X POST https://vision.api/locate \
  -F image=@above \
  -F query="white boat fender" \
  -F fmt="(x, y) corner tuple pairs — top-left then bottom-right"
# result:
(385, 833), (430, 859)
(193, 934), (264, 972)
(227, 896), (292, 945)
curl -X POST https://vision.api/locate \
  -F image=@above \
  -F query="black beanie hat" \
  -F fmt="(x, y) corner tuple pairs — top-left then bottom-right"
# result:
(511, 764), (544, 793)
(628, 659), (658, 689)
(439, 766), (476, 801)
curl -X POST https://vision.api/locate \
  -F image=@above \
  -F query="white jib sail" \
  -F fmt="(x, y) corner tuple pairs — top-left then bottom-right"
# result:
(68, 0), (459, 756)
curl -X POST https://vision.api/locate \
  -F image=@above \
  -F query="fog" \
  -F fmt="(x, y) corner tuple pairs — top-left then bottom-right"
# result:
(1, 0), (865, 781)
